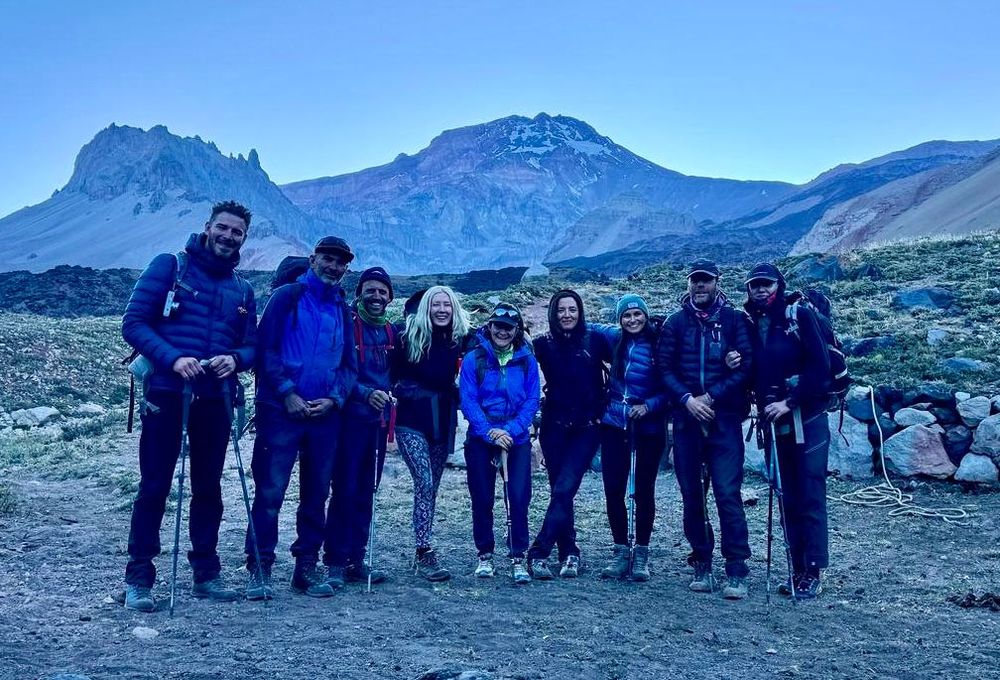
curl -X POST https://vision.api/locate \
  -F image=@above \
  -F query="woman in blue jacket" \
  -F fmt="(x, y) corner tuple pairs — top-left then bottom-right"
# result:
(596, 294), (667, 582)
(459, 302), (541, 585)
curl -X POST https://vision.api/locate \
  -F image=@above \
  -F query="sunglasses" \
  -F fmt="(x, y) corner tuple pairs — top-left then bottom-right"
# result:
(689, 274), (716, 284)
(747, 278), (777, 288)
(492, 307), (521, 320)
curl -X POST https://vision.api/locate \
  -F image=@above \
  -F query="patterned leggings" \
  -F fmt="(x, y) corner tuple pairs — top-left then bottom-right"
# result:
(395, 427), (450, 549)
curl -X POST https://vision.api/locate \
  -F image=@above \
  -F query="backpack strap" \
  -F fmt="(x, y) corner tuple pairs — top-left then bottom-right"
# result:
(354, 314), (366, 364)
(785, 300), (802, 340)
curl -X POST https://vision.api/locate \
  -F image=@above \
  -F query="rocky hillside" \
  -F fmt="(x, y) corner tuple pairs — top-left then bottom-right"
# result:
(0, 124), (320, 272)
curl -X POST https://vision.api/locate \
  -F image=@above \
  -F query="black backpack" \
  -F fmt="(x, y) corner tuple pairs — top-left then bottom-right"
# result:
(784, 288), (851, 406)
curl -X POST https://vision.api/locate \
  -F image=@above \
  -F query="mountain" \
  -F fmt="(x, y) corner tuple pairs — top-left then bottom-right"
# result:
(552, 138), (1000, 274)
(281, 113), (795, 273)
(792, 148), (1000, 254)
(0, 124), (321, 272)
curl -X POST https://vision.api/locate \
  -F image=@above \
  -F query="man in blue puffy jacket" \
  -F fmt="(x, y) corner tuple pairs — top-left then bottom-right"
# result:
(245, 236), (357, 600)
(323, 266), (396, 588)
(122, 201), (257, 612)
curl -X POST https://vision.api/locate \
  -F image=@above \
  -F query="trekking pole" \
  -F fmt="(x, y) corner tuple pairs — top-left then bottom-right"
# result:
(366, 424), (381, 593)
(169, 383), (194, 617)
(224, 381), (267, 602)
(499, 446), (514, 563)
(769, 420), (797, 604)
(626, 420), (637, 575)
(765, 435), (775, 607)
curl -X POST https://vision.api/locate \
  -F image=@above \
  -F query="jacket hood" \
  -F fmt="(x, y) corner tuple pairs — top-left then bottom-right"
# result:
(547, 289), (586, 340)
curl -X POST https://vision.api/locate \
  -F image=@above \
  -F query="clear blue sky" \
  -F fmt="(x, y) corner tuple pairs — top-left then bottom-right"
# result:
(2, 0), (999, 218)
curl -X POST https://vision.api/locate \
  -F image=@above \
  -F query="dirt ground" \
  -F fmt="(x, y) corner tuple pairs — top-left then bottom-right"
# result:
(1, 425), (999, 680)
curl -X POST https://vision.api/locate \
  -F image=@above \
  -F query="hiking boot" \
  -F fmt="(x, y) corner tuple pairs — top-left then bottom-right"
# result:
(530, 558), (554, 581)
(631, 545), (650, 582)
(512, 558), (532, 585)
(600, 544), (631, 580)
(722, 576), (749, 600)
(777, 573), (803, 596)
(414, 548), (451, 582)
(474, 553), (495, 578)
(325, 565), (346, 590)
(245, 565), (274, 601)
(559, 555), (580, 578)
(795, 573), (823, 600)
(124, 584), (155, 612)
(689, 562), (716, 593)
(344, 562), (387, 585)
(291, 561), (335, 598)
(191, 576), (240, 602)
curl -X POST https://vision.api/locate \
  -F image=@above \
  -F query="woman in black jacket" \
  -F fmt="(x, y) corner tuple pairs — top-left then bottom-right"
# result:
(526, 290), (611, 580)
(743, 263), (831, 599)
(392, 285), (474, 581)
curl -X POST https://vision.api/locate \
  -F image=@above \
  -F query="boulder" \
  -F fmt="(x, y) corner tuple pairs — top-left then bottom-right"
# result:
(867, 412), (898, 448)
(926, 328), (949, 346)
(954, 454), (999, 484)
(845, 386), (876, 422)
(957, 396), (991, 428)
(75, 402), (107, 417)
(939, 358), (993, 374)
(954, 392), (972, 403)
(827, 413), (874, 479)
(520, 263), (549, 280)
(10, 406), (61, 428)
(893, 408), (937, 427)
(875, 385), (904, 412)
(743, 420), (766, 477)
(787, 256), (846, 282)
(943, 425), (974, 465)
(970, 414), (1000, 467)
(848, 336), (897, 357)
(907, 383), (954, 405)
(993, 396), (1000, 414)
(890, 287), (955, 311)
(883, 425), (957, 479)
(928, 406), (959, 426)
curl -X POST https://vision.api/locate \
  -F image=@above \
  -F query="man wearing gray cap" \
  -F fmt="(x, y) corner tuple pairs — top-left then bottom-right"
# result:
(245, 236), (358, 599)
(657, 258), (754, 600)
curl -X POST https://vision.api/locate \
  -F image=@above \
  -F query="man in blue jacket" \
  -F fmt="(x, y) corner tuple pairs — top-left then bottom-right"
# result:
(245, 236), (357, 600)
(323, 267), (396, 588)
(657, 259), (753, 600)
(122, 201), (257, 612)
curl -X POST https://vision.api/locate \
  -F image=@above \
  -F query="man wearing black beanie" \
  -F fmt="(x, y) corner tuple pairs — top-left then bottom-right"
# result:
(323, 266), (397, 587)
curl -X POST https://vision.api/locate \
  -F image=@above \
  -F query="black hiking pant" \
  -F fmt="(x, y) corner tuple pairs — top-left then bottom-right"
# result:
(245, 403), (340, 569)
(769, 410), (830, 572)
(125, 390), (230, 587)
(600, 423), (665, 547)
(323, 419), (388, 568)
(673, 411), (751, 577)
(527, 420), (599, 561)
(465, 437), (532, 558)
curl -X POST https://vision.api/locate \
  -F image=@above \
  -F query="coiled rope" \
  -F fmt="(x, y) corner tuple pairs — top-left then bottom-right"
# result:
(830, 385), (971, 524)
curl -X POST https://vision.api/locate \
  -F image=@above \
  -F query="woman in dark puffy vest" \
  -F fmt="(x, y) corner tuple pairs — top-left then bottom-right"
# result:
(743, 262), (831, 599)
(593, 294), (667, 582)
(526, 290), (612, 580)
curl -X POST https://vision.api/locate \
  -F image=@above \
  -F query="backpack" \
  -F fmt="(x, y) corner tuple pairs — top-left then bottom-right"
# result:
(124, 251), (251, 432)
(353, 313), (395, 364)
(784, 288), (851, 406)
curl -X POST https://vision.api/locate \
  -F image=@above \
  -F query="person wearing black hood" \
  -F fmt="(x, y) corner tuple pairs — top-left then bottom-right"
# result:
(121, 201), (257, 611)
(657, 258), (753, 599)
(525, 290), (612, 579)
(741, 262), (831, 600)
(323, 267), (396, 588)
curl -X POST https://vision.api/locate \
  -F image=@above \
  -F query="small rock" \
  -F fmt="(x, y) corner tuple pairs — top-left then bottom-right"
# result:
(883, 425), (956, 479)
(75, 403), (106, 417)
(955, 392), (972, 403)
(49, 675), (92, 680)
(957, 396), (991, 428)
(940, 358), (993, 374)
(894, 408), (937, 427)
(132, 626), (159, 640)
(741, 488), (760, 506)
(891, 287), (955, 311)
(927, 328), (949, 346)
(954, 454), (999, 484)
(10, 406), (61, 428)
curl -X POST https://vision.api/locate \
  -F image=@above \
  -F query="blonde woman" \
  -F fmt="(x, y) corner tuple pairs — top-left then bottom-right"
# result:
(391, 286), (474, 581)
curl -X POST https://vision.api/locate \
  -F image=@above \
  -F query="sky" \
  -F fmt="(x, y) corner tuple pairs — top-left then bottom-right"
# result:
(1, 0), (999, 218)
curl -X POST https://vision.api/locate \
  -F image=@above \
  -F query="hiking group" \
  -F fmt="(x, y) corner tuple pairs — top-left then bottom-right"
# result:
(121, 200), (838, 613)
